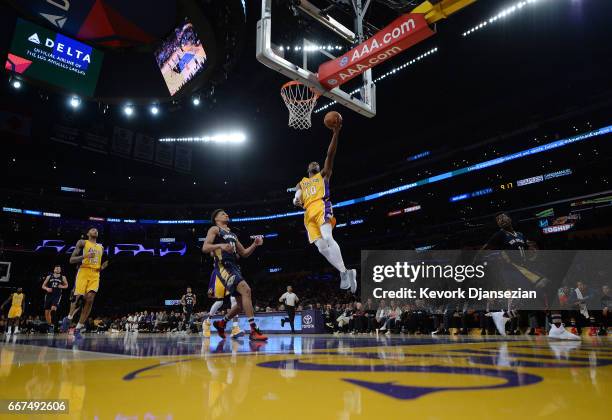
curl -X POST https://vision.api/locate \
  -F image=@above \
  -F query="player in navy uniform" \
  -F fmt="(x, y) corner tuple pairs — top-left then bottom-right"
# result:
(180, 287), (197, 332)
(202, 209), (267, 341)
(482, 212), (548, 335)
(202, 261), (243, 338)
(41, 265), (68, 333)
(484, 213), (530, 253)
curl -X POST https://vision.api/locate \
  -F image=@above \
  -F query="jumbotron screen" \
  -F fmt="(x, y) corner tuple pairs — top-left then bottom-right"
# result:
(154, 19), (208, 96)
(5, 19), (104, 97)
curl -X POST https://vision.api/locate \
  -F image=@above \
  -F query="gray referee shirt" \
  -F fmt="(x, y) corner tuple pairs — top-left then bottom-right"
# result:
(279, 292), (299, 307)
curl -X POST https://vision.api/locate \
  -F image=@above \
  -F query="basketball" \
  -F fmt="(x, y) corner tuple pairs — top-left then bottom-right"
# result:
(324, 111), (342, 129)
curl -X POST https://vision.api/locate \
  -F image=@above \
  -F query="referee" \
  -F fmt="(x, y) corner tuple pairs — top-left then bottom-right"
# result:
(279, 286), (299, 333)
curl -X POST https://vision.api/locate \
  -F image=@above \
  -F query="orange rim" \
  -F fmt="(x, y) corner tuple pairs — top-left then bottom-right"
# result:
(280, 80), (321, 103)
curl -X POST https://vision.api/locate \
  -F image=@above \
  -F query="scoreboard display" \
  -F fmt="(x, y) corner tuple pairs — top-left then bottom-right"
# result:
(449, 169), (571, 203)
(5, 19), (104, 96)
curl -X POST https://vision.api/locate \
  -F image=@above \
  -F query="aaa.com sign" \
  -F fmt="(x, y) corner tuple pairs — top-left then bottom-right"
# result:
(317, 13), (434, 89)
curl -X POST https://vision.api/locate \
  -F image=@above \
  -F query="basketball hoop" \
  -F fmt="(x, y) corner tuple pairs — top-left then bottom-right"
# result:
(280, 81), (321, 130)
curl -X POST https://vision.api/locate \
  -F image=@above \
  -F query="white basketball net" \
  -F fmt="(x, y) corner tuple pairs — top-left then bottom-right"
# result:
(280, 81), (321, 130)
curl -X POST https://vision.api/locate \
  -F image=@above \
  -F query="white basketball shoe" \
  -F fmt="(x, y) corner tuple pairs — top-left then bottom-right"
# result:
(548, 324), (581, 340)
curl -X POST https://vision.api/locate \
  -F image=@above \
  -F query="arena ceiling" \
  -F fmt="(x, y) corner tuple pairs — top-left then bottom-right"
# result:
(2, 0), (247, 101)
(1, 0), (612, 194)
(5, 0), (177, 48)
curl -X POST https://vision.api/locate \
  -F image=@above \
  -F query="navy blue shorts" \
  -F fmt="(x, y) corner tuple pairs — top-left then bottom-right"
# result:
(216, 260), (245, 297)
(44, 293), (62, 310)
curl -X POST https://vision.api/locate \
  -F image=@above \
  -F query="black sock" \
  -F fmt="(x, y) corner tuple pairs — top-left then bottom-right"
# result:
(248, 318), (256, 330)
(223, 316), (230, 323)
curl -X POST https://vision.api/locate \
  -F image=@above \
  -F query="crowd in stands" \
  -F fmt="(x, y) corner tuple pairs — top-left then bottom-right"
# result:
(2, 280), (608, 337)
(321, 282), (609, 336)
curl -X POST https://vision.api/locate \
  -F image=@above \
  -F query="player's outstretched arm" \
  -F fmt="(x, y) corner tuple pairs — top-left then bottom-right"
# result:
(293, 183), (303, 207)
(321, 121), (342, 179)
(236, 236), (263, 258)
(69, 240), (86, 264)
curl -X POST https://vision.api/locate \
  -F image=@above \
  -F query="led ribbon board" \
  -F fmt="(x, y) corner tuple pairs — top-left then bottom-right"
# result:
(388, 205), (422, 216)
(542, 224), (573, 234)
(450, 188), (493, 202)
(407, 151), (431, 161)
(6, 18), (104, 96)
(4, 126), (611, 224)
(517, 169), (572, 186)
(233, 125), (611, 221)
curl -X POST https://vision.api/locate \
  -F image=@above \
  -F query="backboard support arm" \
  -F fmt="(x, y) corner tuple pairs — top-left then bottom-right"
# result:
(256, 0), (376, 118)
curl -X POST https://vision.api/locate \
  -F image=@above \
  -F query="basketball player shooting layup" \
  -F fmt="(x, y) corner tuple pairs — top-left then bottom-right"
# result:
(202, 209), (267, 341)
(293, 111), (357, 293)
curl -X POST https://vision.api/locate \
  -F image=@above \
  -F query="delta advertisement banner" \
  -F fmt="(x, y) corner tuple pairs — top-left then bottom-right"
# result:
(361, 250), (612, 310)
(6, 18), (104, 96)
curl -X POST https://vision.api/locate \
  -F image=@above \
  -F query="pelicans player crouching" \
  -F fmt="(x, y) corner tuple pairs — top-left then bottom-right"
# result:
(65, 227), (108, 338)
(293, 113), (357, 293)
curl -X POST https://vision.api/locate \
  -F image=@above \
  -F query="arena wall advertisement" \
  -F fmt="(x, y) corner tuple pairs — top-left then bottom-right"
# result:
(317, 13), (434, 89)
(6, 18), (104, 96)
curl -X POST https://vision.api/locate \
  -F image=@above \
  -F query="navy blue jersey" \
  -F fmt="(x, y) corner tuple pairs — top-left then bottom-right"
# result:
(212, 227), (239, 263)
(46, 274), (64, 295)
(486, 229), (528, 252)
(486, 229), (530, 267)
(183, 293), (195, 307)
